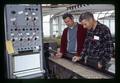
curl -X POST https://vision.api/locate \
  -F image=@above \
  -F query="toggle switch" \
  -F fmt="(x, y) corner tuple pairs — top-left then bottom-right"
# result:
(32, 12), (36, 15)
(25, 12), (28, 15)
(26, 33), (30, 35)
(11, 33), (14, 36)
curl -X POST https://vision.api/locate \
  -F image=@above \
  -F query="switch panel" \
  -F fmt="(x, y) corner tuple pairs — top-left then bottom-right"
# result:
(4, 4), (45, 79)
(5, 4), (43, 53)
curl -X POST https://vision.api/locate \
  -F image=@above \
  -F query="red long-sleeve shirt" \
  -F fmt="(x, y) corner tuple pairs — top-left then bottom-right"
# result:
(60, 23), (87, 57)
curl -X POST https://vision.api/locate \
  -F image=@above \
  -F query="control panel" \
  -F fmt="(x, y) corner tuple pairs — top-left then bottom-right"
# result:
(5, 4), (43, 53)
(4, 4), (45, 79)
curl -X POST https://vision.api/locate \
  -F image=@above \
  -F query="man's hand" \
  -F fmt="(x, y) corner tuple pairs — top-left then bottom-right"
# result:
(98, 62), (102, 69)
(55, 52), (63, 59)
(72, 56), (81, 62)
(54, 48), (63, 59)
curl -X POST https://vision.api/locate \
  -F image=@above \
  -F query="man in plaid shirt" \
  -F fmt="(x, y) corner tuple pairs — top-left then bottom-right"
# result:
(79, 12), (114, 69)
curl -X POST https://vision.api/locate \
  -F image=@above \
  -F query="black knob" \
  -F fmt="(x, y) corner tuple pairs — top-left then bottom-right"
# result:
(26, 17), (29, 21)
(20, 38), (22, 41)
(23, 28), (25, 31)
(15, 28), (17, 31)
(12, 38), (15, 42)
(28, 38), (30, 41)
(36, 8), (38, 11)
(30, 28), (32, 30)
(11, 11), (16, 14)
(28, 8), (31, 10)
(37, 28), (39, 30)
(34, 37), (37, 40)
(33, 17), (36, 21)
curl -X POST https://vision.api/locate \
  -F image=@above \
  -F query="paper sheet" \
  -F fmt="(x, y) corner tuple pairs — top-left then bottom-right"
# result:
(6, 40), (15, 54)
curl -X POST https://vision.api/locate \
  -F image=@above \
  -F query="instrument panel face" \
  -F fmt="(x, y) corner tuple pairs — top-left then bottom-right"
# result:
(5, 4), (43, 53)
(4, 4), (45, 78)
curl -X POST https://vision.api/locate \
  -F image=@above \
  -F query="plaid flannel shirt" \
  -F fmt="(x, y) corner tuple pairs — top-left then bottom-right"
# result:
(80, 21), (114, 65)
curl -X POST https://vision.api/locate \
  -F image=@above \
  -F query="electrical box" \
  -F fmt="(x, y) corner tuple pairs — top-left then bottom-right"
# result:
(4, 4), (45, 79)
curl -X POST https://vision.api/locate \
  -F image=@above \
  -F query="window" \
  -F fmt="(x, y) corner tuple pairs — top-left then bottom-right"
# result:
(43, 15), (50, 37)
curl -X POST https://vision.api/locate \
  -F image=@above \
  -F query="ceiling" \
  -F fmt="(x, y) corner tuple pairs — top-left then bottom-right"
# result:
(42, 4), (72, 16)
(42, 4), (115, 18)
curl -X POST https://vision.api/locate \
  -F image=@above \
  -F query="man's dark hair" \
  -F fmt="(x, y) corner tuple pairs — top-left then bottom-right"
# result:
(62, 13), (73, 20)
(79, 12), (94, 22)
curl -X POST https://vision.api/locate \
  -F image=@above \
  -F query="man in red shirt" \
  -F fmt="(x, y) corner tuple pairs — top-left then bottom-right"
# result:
(55, 13), (87, 62)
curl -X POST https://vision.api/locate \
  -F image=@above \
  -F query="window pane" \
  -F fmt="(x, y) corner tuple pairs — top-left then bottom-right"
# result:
(110, 20), (115, 36)
(43, 22), (50, 37)
(104, 20), (109, 27)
